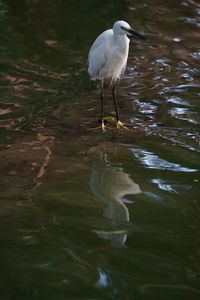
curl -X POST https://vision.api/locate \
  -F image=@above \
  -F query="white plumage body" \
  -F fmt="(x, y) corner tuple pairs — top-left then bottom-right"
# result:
(88, 21), (130, 82)
(87, 20), (145, 130)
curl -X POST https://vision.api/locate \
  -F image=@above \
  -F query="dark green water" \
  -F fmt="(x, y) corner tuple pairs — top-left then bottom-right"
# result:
(0, 0), (200, 299)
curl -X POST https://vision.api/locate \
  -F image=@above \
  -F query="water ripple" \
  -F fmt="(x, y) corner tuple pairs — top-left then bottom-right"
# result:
(162, 84), (200, 94)
(133, 100), (157, 114)
(155, 59), (171, 68)
(166, 97), (191, 106)
(184, 17), (200, 27)
(130, 148), (198, 172)
(192, 52), (200, 59)
(170, 107), (199, 124)
(151, 178), (192, 194)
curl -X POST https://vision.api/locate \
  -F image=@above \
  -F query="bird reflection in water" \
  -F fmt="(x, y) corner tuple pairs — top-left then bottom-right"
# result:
(90, 149), (141, 247)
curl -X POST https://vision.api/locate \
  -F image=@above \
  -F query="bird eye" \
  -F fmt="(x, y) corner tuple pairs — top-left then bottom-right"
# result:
(120, 26), (125, 30)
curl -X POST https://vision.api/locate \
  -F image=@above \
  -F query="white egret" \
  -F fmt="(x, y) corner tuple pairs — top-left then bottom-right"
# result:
(88, 20), (146, 131)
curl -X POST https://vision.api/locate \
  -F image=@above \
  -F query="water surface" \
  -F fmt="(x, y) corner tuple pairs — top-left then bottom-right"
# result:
(0, 0), (200, 299)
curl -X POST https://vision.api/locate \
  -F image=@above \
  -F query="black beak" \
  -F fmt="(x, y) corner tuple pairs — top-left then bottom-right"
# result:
(127, 28), (146, 40)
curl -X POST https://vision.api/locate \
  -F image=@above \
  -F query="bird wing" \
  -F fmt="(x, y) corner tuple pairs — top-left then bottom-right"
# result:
(88, 29), (113, 78)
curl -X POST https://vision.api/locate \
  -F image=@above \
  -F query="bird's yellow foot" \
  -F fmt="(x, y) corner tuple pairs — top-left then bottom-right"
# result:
(116, 120), (130, 131)
(104, 116), (116, 123)
(101, 121), (106, 132)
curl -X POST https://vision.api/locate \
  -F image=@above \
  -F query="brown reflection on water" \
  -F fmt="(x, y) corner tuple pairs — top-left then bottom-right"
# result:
(0, 57), (70, 131)
(0, 130), (55, 210)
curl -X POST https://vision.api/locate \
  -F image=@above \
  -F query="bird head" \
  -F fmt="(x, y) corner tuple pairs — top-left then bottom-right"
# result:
(113, 20), (146, 40)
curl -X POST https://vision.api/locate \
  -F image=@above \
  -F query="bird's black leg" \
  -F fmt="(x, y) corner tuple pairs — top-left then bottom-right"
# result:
(100, 79), (105, 131)
(112, 85), (126, 129)
(112, 85), (119, 122)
